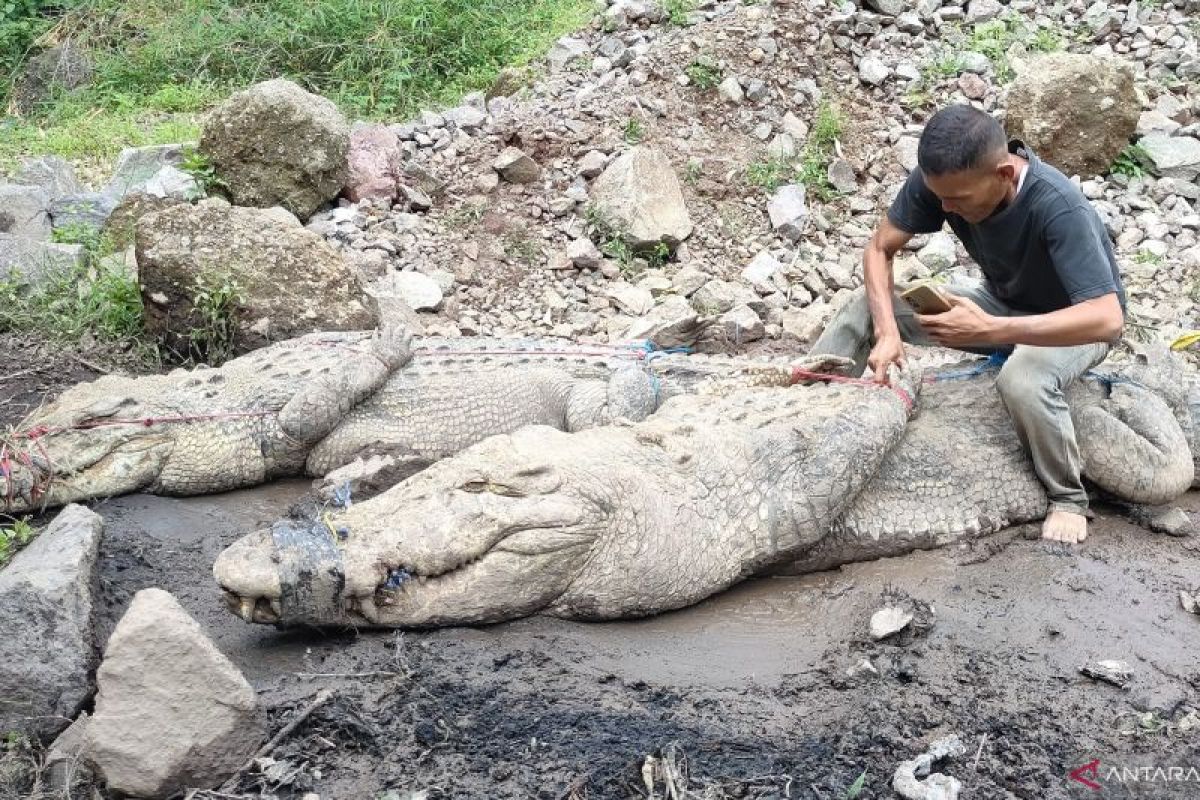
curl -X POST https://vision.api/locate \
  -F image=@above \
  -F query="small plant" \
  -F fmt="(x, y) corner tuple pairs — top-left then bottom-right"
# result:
(1133, 249), (1164, 266)
(685, 59), (722, 90)
(180, 145), (227, 200)
(501, 230), (542, 265)
(445, 201), (487, 228)
(584, 204), (669, 276)
(664, 0), (696, 25)
(796, 101), (845, 202)
(0, 258), (146, 346)
(188, 271), (243, 364)
(0, 518), (35, 567)
(50, 222), (104, 251)
(1110, 144), (1149, 178)
(623, 117), (646, 144)
(684, 159), (703, 185)
(746, 157), (790, 192)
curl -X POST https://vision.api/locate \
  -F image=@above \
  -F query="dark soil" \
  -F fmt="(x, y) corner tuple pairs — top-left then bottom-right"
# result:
(77, 484), (1200, 800)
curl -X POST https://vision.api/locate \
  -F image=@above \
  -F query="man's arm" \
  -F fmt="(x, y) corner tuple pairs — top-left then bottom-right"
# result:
(862, 217), (915, 379)
(919, 292), (1123, 347)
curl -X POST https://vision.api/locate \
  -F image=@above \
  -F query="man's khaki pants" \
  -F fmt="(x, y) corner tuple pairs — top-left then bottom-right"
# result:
(810, 283), (1110, 514)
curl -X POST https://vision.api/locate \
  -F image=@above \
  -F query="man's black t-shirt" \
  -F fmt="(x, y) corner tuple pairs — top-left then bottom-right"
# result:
(887, 140), (1126, 314)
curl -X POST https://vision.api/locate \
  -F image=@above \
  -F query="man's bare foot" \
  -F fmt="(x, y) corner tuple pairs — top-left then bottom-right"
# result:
(1042, 510), (1088, 544)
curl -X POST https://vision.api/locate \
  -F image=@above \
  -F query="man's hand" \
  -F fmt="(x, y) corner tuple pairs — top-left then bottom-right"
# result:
(867, 334), (906, 384)
(916, 294), (1000, 348)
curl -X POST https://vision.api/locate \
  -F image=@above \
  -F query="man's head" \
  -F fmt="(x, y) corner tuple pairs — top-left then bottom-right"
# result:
(917, 105), (1015, 223)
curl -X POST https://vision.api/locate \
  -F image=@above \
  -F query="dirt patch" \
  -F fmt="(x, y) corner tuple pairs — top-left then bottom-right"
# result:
(73, 484), (1200, 799)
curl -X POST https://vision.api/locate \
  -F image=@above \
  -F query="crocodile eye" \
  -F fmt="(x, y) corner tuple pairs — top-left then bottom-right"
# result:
(460, 481), (522, 497)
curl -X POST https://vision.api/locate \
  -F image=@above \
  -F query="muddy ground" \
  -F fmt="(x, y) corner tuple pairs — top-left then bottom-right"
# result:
(69, 481), (1196, 800)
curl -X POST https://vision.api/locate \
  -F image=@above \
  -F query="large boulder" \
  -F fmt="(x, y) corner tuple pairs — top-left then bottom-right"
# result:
(136, 198), (377, 356)
(103, 144), (187, 197)
(84, 588), (263, 798)
(13, 155), (84, 201)
(10, 42), (92, 115)
(590, 146), (693, 250)
(0, 234), (85, 287)
(1004, 54), (1139, 178)
(199, 78), (350, 220)
(0, 505), (103, 740)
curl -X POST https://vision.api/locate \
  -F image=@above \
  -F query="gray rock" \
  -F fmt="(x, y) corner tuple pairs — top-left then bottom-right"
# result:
(443, 104), (487, 130)
(671, 266), (710, 297)
(827, 159), (857, 194)
(858, 55), (892, 86)
(894, 135), (921, 172)
(622, 294), (708, 349)
(0, 184), (51, 240)
(567, 237), (603, 268)
(548, 36), (589, 71)
(607, 283), (655, 315)
(865, 0), (907, 14)
(918, 232), (957, 271)
(50, 191), (119, 232)
(718, 76), (744, 104)
(966, 0), (1003, 22)
(590, 146), (693, 249)
(0, 234), (86, 287)
(0, 505), (103, 740)
(579, 150), (609, 179)
(1137, 110), (1181, 137)
(200, 78), (350, 220)
(105, 144), (186, 198)
(691, 279), (744, 315)
(10, 42), (91, 115)
(780, 301), (834, 343)
(718, 303), (765, 343)
(767, 133), (797, 161)
(782, 111), (809, 140)
(493, 146), (542, 183)
(387, 271), (444, 311)
(1137, 135), (1200, 181)
(744, 79), (768, 102)
(957, 72), (989, 100)
(13, 155), (84, 201)
(84, 588), (263, 798)
(958, 51), (992, 74)
(895, 12), (925, 33)
(767, 184), (809, 242)
(140, 165), (200, 200)
(1005, 54), (1139, 178)
(742, 250), (784, 286)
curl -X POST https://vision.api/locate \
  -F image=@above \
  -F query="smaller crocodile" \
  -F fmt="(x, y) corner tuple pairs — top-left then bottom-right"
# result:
(0, 327), (410, 513)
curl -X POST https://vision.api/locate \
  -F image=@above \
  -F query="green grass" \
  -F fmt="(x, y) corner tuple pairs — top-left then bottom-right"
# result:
(0, 517), (35, 568)
(2, 0), (593, 167)
(584, 204), (670, 276)
(1133, 249), (1164, 266)
(623, 116), (645, 144)
(843, 770), (868, 799)
(744, 101), (845, 201)
(663, 0), (695, 26)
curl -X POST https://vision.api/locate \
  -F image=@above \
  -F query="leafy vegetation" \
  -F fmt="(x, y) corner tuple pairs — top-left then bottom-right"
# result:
(623, 116), (645, 144)
(685, 58), (721, 90)
(179, 144), (226, 199)
(663, 0), (696, 26)
(1109, 144), (1149, 178)
(584, 204), (670, 276)
(187, 270), (243, 364)
(745, 101), (846, 201)
(1, 0), (593, 165)
(0, 517), (35, 567)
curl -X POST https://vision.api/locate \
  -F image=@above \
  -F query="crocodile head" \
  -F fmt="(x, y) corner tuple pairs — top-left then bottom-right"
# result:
(1, 380), (174, 512)
(215, 428), (608, 627)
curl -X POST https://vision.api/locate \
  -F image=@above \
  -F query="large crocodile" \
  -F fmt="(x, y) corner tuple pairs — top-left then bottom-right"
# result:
(214, 351), (1199, 628)
(0, 330), (804, 513)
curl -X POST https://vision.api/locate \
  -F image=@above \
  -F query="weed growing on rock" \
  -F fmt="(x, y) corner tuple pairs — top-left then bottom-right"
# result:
(179, 145), (227, 200)
(0, 517), (34, 567)
(1110, 144), (1149, 178)
(188, 270), (243, 364)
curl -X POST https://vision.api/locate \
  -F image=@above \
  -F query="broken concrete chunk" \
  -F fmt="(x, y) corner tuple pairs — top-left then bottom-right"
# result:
(0, 505), (103, 739)
(85, 588), (264, 798)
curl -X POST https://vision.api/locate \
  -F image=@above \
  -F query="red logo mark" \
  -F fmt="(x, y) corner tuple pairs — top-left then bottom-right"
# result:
(1070, 759), (1102, 790)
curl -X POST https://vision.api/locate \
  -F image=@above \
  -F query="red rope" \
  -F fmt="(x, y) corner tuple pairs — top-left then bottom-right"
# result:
(790, 368), (914, 412)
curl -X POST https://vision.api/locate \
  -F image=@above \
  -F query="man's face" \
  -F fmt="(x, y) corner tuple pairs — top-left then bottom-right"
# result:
(921, 162), (1014, 224)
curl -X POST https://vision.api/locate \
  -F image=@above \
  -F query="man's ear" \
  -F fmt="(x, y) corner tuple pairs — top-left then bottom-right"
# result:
(995, 160), (1016, 182)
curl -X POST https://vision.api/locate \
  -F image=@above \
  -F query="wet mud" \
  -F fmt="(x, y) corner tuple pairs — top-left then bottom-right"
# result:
(84, 482), (1200, 799)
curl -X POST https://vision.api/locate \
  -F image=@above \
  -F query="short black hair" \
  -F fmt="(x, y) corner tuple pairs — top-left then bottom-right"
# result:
(917, 105), (1007, 176)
